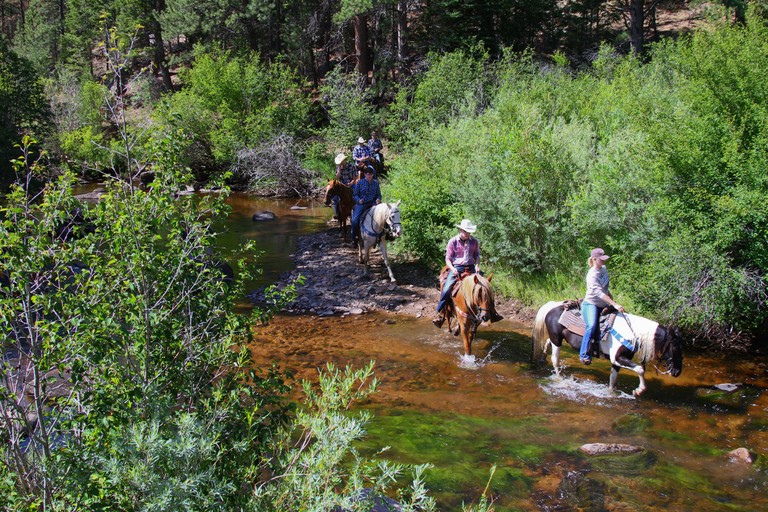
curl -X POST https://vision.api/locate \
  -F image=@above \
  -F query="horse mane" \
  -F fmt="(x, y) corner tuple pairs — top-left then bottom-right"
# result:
(624, 313), (659, 363)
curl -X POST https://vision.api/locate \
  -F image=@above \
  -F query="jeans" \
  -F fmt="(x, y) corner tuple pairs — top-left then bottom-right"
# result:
(436, 265), (475, 313)
(580, 301), (603, 360)
(332, 195), (340, 217)
(351, 203), (373, 240)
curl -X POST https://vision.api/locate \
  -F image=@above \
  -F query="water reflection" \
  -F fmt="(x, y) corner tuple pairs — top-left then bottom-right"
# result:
(217, 193), (331, 289)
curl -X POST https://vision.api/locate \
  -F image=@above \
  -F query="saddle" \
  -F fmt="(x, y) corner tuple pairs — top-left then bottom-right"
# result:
(438, 267), (473, 297)
(559, 301), (618, 348)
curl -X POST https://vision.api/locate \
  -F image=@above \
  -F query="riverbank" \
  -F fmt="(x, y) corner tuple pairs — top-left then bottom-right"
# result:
(250, 223), (535, 323)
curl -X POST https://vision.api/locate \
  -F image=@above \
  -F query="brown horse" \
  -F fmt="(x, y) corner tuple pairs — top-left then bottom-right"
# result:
(323, 179), (355, 242)
(442, 272), (501, 356)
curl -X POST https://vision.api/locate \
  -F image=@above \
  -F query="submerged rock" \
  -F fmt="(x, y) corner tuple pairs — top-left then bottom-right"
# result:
(579, 443), (645, 456)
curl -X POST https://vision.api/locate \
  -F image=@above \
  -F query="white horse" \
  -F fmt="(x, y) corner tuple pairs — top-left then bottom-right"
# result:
(531, 301), (683, 396)
(357, 201), (402, 282)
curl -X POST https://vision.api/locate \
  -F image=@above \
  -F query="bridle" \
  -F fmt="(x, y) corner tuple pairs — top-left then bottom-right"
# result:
(456, 278), (492, 335)
(362, 204), (400, 239)
(653, 332), (676, 375)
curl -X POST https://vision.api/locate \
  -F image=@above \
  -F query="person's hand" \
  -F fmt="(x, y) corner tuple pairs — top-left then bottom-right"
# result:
(616, 304), (625, 313)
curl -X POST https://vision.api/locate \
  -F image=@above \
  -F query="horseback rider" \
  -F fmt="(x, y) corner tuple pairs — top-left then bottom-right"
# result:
(432, 219), (502, 328)
(579, 247), (625, 365)
(351, 166), (381, 244)
(368, 130), (384, 173)
(353, 136), (375, 177)
(331, 153), (357, 220)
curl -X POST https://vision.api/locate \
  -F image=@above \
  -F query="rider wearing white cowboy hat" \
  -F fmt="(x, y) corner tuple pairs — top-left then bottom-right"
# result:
(433, 219), (503, 328)
(353, 136), (374, 170)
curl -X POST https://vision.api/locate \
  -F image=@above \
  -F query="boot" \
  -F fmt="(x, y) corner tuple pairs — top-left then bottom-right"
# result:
(491, 312), (504, 323)
(432, 313), (445, 328)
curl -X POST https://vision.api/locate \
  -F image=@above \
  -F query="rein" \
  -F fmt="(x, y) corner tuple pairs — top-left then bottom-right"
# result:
(361, 204), (399, 240)
(625, 314), (673, 375)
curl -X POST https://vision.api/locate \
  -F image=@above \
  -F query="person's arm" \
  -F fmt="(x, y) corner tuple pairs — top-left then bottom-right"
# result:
(375, 182), (382, 204)
(353, 182), (362, 204)
(599, 291), (624, 312)
(446, 240), (457, 274)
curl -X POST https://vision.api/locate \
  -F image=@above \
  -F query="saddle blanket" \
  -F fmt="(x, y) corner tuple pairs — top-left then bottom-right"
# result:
(559, 309), (586, 336)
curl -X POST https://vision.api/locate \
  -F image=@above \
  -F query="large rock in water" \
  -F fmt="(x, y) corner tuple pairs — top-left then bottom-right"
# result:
(579, 443), (644, 456)
(252, 211), (277, 221)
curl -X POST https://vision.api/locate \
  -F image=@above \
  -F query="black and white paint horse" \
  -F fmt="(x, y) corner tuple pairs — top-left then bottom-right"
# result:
(357, 201), (402, 282)
(531, 301), (683, 397)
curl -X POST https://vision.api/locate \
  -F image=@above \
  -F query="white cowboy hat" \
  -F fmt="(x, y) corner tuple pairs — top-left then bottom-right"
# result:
(334, 153), (347, 165)
(357, 136), (366, 144)
(455, 219), (477, 233)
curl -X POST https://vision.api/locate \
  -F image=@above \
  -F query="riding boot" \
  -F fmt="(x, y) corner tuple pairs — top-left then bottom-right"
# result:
(432, 312), (445, 328)
(491, 312), (504, 323)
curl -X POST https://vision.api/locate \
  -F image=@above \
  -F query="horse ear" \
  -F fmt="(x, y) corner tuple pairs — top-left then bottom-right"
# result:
(473, 275), (479, 284)
(395, 200), (401, 207)
(487, 272), (493, 282)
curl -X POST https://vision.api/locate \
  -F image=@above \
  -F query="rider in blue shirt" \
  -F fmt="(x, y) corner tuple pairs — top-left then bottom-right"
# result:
(351, 167), (381, 243)
(353, 136), (374, 176)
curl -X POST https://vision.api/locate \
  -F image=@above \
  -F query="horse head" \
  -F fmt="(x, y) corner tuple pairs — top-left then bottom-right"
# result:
(662, 327), (683, 377)
(323, 180), (338, 207)
(471, 274), (497, 325)
(386, 200), (402, 238)
(658, 326), (683, 377)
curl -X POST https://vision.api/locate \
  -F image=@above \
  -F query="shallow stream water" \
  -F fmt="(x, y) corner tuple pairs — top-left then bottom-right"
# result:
(81, 188), (768, 511)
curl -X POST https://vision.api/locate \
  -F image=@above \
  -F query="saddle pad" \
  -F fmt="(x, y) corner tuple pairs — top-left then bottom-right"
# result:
(559, 309), (586, 336)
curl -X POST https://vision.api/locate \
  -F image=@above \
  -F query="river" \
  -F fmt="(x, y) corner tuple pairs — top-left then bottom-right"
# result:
(176, 191), (768, 510)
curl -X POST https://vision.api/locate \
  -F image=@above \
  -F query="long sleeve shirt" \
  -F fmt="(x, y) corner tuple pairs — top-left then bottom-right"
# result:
(336, 163), (357, 185)
(445, 235), (480, 267)
(353, 144), (372, 162)
(353, 179), (381, 206)
(368, 138), (383, 153)
(584, 266), (611, 307)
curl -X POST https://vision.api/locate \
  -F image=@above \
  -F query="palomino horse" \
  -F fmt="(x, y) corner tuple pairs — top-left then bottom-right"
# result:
(442, 272), (501, 356)
(531, 301), (683, 396)
(323, 179), (355, 242)
(357, 201), (402, 282)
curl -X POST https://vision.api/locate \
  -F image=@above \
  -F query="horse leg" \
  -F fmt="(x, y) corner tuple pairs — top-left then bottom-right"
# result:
(362, 241), (372, 277)
(461, 320), (472, 356)
(378, 240), (396, 282)
(550, 342), (561, 376)
(632, 365), (647, 397)
(615, 351), (646, 396)
(609, 365), (620, 392)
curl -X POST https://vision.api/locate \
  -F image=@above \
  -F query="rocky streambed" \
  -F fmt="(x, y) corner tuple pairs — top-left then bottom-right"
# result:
(250, 225), (534, 323)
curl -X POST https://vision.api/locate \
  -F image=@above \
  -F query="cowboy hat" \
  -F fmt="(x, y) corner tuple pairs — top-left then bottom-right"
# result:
(334, 153), (347, 165)
(455, 219), (477, 233)
(357, 137), (366, 144)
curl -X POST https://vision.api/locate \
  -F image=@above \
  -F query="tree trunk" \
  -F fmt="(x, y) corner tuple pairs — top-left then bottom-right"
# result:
(354, 13), (369, 77)
(18, 0), (24, 29)
(150, 0), (173, 91)
(628, 0), (644, 57)
(396, 0), (408, 74)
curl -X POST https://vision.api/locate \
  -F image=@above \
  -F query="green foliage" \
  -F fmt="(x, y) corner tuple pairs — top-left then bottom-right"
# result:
(0, 40), (50, 182)
(253, 362), (437, 511)
(0, 141), (295, 509)
(388, 47), (489, 149)
(387, 14), (768, 343)
(154, 48), (312, 178)
(320, 67), (379, 146)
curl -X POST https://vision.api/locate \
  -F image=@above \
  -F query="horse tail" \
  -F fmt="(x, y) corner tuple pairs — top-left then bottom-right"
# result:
(531, 301), (561, 364)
